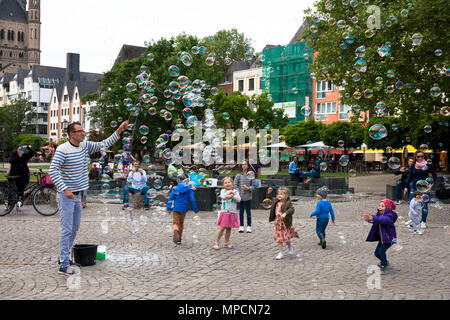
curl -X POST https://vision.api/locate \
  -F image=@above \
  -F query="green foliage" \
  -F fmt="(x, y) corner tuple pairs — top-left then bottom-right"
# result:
(9, 134), (47, 151)
(212, 90), (251, 129)
(410, 114), (449, 153)
(249, 92), (290, 130)
(282, 119), (325, 147)
(321, 121), (364, 150)
(302, 0), (449, 124)
(2, 99), (36, 138)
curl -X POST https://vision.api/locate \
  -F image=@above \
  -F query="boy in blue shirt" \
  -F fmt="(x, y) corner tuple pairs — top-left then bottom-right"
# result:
(310, 187), (336, 249)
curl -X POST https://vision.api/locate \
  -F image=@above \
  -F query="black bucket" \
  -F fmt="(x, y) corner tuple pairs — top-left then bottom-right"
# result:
(73, 244), (98, 266)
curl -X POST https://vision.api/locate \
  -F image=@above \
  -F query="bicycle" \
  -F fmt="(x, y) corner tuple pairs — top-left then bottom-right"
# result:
(0, 169), (58, 216)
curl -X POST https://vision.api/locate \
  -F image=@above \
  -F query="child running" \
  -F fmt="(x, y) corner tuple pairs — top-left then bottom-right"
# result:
(167, 174), (199, 245)
(409, 191), (424, 235)
(214, 177), (241, 250)
(310, 187), (336, 249)
(361, 199), (398, 275)
(269, 187), (299, 260)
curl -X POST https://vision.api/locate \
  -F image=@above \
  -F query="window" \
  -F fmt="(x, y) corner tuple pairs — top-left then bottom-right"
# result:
(249, 78), (255, 91)
(339, 104), (352, 121)
(316, 102), (337, 115)
(64, 95), (68, 102)
(238, 80), (244, 92)
(316, 80), (337, 99)
(0, 29), (4, 40)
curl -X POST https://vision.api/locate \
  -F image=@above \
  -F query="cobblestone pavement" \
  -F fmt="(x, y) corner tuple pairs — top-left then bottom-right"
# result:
(0, 189), (449, 300)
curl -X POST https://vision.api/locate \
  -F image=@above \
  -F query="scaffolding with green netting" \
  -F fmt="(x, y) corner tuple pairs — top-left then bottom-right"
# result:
(262, 41), (314, 124)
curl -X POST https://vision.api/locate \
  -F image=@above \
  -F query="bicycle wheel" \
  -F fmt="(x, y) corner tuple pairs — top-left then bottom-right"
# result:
(0, 185), (15, 216)
(32, 186), (58, 216)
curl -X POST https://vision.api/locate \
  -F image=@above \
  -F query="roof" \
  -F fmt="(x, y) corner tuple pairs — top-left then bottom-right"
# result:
(220, 60), (251, 83)
(114, 44), (146, 66)
(0, 0), (28, 22)
(29, 65), (102, 83)
(76, 80), (100, 99)
(289, 20), (311, 44)
(0, 72), (15, 84)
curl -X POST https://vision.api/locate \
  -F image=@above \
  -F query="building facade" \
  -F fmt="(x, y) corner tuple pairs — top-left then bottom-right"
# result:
(0, 0), (41, 76)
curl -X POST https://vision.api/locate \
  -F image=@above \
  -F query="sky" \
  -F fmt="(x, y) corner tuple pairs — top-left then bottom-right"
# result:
(40, 0), (315, 74)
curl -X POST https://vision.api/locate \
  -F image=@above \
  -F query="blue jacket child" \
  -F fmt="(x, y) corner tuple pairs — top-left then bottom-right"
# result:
(310, 188), (335, 249)
(166, 180), (199, 244)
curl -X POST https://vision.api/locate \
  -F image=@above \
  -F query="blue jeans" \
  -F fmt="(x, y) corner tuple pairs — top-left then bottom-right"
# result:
(57, 192), (82, 268)
(239, 200), (252, 227)
(395, 180), (404, 202)
(374, 242), (392, 267)
(123, 185), (151, 205)
(316, 218), (329, 238)
(408, 183), (429, 223)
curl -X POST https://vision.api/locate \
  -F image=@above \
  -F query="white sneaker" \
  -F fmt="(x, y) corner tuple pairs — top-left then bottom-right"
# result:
(288, 246), (294, 255)
(17, 201), (23, 208)
(405, 220), (412, 225)
(276, 252), (284, 260)
(246, 226), (252, 233)
(396, 200), (403, 205)
(414, 230), (424, 235)
(238, 226), (244, 233)
(420, 222), (427, 229)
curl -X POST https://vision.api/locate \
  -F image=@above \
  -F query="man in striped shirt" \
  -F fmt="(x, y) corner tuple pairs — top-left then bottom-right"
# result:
(50, 120), (129, 275)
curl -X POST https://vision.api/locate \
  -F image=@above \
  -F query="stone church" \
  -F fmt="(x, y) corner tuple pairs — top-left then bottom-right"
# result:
(0, 0), (40, 75)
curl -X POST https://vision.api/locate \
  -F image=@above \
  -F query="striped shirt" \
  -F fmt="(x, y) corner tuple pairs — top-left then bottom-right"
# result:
(49, 133), (120, 193)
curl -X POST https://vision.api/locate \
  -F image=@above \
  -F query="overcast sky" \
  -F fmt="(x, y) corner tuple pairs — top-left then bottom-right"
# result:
(40, 0), (314, 74)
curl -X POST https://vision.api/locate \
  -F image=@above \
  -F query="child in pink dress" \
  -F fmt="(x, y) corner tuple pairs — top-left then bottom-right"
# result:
(214, 177), (241, 250)
(269, 187), (299, 260)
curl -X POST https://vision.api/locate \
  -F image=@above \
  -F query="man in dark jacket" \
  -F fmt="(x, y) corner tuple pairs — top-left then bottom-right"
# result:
(7, 145), (35, 205)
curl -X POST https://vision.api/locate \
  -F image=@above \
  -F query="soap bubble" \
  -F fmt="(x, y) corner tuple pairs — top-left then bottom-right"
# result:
(424, 125), (432, 133)
(375, 76), (383, 85)
(339, 155), (350, 167)
(211, 87), (219, 95)
(392, 238), (403, 251)
(150, 96), (158, 105)
(352, 73), (361, 82)
(301, 105), (312, 116)
(430, 85), (441, 97)
(354, 59), (368, 72)
(320, 162), (328, 171)
(429, 198), (442, 208)
(336, 20), (346, 28)
(247, 171), (255, 180)
(388, 157), (401, 170)
(375, 101), (386, 115)
(168, 65), (180, 77)
(153, 179), (163, 190)
(110, 121), (118, 128)
(165, 101), (176, 111)
(139, 125), (149, 135)
(149, 107), (157, 115)
(146, 52), (155, 61)
(381, 156), (388, 164)
(355, 45), (365, 57)
(180, 52), (193, 66)
(434, 49), (443, 57)
(386, 70), (395, 78)
(365, 29), (376, 38)
(368, 124), (388, 140)
(364, 89), (373, 98)
(377, 45), (391, 57)
(163, 111), (172, 121)
(440, 107), (449, 116)
(416, 180), (430, 193)
(140, 136), (148, 144)
(183, 108), (193, 118)
(126, 83), (137, 92)
(411, 33), (423, 46)
(349, 169), (356, 177)
(344, 34), (354, 44)
(391, 123), (399, 131)
(310, 24), (318, 33)
(206, 56), (215, 66)
(225, 57), (233, 65)
(262, 198), (273, 209)
(143, 155), (151, 163)
(222, 112), (231, 120)
(338, 140), (344, 147)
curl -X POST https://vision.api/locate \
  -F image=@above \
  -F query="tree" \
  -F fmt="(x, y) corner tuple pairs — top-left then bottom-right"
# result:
(321, 121), (365, 152)
(86, 30), (252, 157)
(2, 99), (36, 138)
(212, 90), (251, 129)
(410, 114), (449, 170)
(301, 0), (449, 124)
(249, 92), (290, 130)
(282, 119), (325, 147)
(8, 134), (47, 151)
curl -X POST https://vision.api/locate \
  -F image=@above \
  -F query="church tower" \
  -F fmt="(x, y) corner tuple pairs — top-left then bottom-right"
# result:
(27, 0), (40, 67)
